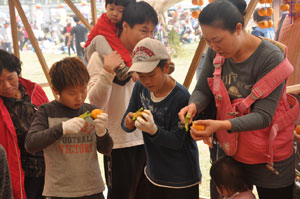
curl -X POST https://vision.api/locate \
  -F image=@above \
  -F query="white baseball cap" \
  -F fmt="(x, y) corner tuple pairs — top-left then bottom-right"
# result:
(129, 38), (169, 73)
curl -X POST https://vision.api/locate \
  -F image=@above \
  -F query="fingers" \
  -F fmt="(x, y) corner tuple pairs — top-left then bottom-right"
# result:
(178, 106), (189, 124)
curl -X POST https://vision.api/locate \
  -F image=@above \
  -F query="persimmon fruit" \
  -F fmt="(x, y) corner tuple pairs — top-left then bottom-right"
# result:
(91, 109), (104, 119)
(192, 122), (206, 131)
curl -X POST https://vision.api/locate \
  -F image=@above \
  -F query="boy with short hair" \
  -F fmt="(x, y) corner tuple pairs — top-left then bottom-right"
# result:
(25, 57), (113, 199)
(122, 38), (201, 199)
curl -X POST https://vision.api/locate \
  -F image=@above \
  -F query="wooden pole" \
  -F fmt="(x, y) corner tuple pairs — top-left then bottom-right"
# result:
(91, 0), (98, 26)
(64, 0), (92, 31)
(183, 0), (259, 89)
(13, 0), (57, 99)
(8, 0), (20, 58)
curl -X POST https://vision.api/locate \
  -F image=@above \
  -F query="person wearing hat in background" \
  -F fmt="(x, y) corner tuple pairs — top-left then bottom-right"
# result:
(0, 22), (12, 53)
(121, 37), (201, 199)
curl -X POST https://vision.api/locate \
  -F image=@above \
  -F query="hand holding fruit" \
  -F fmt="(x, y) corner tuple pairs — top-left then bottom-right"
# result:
(178, 103), (197, 126)
(62, 117), (85, 135)
(294, 125), (300, 143)
(135, 110), (157, 135)
(94, 113), (108, 137)
(125, 112), (135, 130)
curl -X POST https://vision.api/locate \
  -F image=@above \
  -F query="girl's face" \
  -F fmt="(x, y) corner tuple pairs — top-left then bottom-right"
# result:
(106, 3), (124, 24)
(0, 68), (19, 98)
(201, 24), (240, 58)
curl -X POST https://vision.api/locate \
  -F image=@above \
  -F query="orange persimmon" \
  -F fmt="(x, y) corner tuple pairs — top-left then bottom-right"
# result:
(258, 21), (268, 29)
(191, 10), (201, 19)
(296, 125), (300, 135)
(281, 4), (290, 12)
(267, 20), (273, 28)
(91, 109), (104, 119)
(192, 122), (206, 131)
(258, 0), (266, 3)
(266, 7), (273, 16)
(258, 8), (267, 16)
(295, 3), (300, 11)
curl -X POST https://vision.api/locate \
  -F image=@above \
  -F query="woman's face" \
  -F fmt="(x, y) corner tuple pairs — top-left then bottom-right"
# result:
(0, 68), (19, 98)
(201, 24), (239, 58)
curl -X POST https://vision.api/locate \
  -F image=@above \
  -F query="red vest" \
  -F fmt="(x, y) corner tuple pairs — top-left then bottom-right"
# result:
(208, 52), (299, 174)
(0, 78), (49, 199)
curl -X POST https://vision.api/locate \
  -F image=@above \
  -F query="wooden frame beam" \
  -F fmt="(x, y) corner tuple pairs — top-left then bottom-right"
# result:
(64, 0), (92, 31)
(8, 0), (20, 58)
(91, 0), (98, 26)
(13, 0), (57, 99)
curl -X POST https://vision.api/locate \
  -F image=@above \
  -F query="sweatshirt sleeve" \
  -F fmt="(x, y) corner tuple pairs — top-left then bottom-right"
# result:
(96, 131), (113, 155)
(87, 51), (115, 109)
(25, 106), (63, 153)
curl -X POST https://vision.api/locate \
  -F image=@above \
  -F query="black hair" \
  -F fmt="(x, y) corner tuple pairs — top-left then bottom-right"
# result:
(253, 8), (271, 22)
(0, 49), (22, 75)
(73, 16), (80, 23)
(199, 0), (247, 33)
(157, 59), (168, 70)
(105, 0), (136, 7)
(210, 156), (252, 195)
(120, 1), (158, 30)
(49, 57), (90, 93)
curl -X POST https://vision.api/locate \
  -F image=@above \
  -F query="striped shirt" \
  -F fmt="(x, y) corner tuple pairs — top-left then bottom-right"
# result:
(277, 15), (300, 86)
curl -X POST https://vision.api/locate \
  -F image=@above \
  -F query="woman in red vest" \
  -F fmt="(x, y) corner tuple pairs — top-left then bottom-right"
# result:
(0, 49), (49, 199)
(179, 0), (298, 199)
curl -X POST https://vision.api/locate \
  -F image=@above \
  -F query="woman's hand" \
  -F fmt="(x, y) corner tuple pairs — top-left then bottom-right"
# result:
(190, 119), (232, 141)
(102, 51), (123, 74)
(178, 103), (197, 125)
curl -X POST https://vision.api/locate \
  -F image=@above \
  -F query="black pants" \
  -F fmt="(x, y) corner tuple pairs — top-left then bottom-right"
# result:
(25, 176), (44, 199)
(145, 180), (199, 199)
(104, 145), (147, 199)
(45, 192), (104, 199)
(256, 184), (294, 199)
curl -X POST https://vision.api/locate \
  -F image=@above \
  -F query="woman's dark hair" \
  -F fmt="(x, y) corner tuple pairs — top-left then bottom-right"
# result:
(0, 49), (22, 75)
(105, 0), (136, 7)
(120, 1), (158, 30)
(49, 57), (90, 93)
(199, 0), (247, 33)
(210, 156), (252, 195)
(253, 8), (271, 22)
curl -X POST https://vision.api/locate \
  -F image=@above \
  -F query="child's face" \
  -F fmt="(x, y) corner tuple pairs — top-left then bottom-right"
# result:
(106, 3), (124, 24)
(138, 66), (169, 95)
(56, 84), (87, 110)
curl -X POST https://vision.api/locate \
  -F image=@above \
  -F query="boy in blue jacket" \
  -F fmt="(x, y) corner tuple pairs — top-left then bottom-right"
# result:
(122, 38), (201, 199)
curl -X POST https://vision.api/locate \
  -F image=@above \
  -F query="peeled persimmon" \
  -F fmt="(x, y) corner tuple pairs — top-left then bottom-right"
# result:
(191, 10), (201, 19)
(281, 4), (290, 12)
(192, 0), (199, 5)
(267, 20), (273, 28)
(258, 8), (267, 16)
(295, 3), (300, 11)
(266, 7), (273, 16)
(296, 125), (300, 135)
(258, 21), (268, 29)
(91, 109), (104, 119)
(192, 122), (206, 131)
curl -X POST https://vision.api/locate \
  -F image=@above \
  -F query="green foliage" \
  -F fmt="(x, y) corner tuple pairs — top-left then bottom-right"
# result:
(167, 29), (182, 58)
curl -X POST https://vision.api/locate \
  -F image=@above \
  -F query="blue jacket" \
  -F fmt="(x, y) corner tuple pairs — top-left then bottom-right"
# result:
(122, 81), (201, 188)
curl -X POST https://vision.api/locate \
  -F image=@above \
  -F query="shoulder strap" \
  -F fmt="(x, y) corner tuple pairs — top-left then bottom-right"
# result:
(237, 57), (293, 113)
(275, 13), (287, 41)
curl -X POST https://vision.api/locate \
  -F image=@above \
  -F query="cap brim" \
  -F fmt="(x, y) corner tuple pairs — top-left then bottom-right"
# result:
(128, 60), (160, 73)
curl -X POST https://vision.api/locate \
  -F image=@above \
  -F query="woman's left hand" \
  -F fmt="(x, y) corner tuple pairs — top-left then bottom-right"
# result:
(190, 119), (232, 141)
